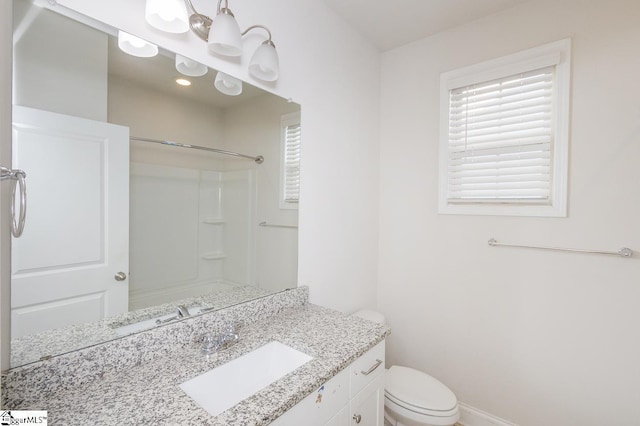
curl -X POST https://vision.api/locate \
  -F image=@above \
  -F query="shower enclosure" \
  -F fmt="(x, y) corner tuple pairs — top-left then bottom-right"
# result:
(129, 161), (257, 310)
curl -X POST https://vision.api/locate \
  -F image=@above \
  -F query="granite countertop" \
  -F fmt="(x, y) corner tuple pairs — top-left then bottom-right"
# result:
(10, 285), (274, 368)
(11, 304), (389, 425)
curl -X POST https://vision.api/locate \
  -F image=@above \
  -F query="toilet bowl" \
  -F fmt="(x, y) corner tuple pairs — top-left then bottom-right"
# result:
(353, 310), (460, 426)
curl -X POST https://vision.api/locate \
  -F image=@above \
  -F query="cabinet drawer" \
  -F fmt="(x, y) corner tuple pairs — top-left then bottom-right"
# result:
(349, 340), (385, 397)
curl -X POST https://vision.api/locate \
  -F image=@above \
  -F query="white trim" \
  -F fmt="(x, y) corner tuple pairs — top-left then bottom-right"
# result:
(0, 0), (13, 372)
(444, 40), (567, 90)
(458, 402), (518, 426)
(438, 38), (571, 217)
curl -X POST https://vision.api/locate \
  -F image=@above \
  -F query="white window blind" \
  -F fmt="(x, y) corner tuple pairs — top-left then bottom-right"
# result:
(447, 66), (554, 204)
(439, 39), (570, 217)
(281, 114), (301, 207)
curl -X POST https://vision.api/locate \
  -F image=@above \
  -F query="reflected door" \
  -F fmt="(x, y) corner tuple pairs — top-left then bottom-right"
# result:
(11, 106), (129, 338)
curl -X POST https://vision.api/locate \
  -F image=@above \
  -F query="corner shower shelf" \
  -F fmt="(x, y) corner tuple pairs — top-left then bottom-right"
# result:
(201, 252), (227, 261)
(202, 217), (226, 224)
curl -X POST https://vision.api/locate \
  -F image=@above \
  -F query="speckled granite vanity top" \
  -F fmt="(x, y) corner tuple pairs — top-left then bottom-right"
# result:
(10, 285), (273, 367)
(2, 289), (389, 425)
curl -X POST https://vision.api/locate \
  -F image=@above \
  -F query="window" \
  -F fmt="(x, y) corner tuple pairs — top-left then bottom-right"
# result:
(439, 39), (571, 217)
(280, 112), (301, 209)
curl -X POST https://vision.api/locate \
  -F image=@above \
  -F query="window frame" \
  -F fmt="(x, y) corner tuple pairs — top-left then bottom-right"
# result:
(279, 111), (301, 210)
(438, 39), (571, 217)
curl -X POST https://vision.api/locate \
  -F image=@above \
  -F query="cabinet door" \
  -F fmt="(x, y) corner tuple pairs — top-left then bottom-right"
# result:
(350, 374), (384, 426)
(270, 368), (349, 426)
(325, 405), (350, 426)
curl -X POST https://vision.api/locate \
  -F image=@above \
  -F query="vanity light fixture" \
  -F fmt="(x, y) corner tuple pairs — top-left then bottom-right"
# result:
(248, 38), (278, 82)
(145, 0), (190, 33)
(118, 30), (159, 57)
(214, 71), (242, 96)
(176, 54), (208, 77)
(207, 6), (243, 56)
(145, 0), (280, 82)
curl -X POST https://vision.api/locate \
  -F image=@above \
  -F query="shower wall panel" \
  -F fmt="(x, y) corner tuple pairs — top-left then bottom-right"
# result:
(129, 163), (255, 309)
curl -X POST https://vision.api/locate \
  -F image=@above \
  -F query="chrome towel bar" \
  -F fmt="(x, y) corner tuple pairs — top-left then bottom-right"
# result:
(1, 166), (27, 237)
(488, 238), (633, 258)
(259, 221), (298, 229)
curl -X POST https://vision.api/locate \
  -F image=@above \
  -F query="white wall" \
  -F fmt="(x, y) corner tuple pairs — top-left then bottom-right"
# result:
(108, 74), (226, 169)
(53, 0), (381, 313)
(13, 1), (107, 121)
(378, 1), (640, 425)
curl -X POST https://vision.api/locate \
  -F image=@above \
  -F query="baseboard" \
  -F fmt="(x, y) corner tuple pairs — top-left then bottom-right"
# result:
(458, 402), (517, 426)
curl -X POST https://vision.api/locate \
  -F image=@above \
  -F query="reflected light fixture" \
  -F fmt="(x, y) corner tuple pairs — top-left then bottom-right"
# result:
(175, 77), (192, 86)
(145, 0), (189, 33)
(175, 54), (208, 77)
(145, 0), (280, 82)
(118, 30), (159, 57)
(214, 71), (242, 96)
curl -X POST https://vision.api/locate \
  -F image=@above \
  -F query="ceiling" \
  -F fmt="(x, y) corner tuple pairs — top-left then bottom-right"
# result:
(320, 0), (531, 51)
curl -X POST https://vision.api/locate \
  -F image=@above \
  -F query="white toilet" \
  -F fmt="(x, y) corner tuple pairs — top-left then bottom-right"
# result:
(353, 310), (460, 426)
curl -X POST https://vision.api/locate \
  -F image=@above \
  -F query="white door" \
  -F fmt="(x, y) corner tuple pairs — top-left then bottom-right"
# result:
(10, 105), (129, 338)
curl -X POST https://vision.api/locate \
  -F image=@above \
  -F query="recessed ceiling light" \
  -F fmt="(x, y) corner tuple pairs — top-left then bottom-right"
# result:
(175, 78), (191, 87)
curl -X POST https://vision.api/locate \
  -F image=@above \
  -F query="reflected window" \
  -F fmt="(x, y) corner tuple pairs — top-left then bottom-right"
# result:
(280, 112), (301, 209)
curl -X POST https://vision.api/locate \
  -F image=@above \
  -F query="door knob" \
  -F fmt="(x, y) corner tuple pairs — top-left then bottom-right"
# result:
(352, 414), (361, 424)
(114, 272), (127, 281)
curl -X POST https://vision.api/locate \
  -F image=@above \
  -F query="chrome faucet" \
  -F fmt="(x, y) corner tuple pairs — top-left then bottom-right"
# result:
(176, 305), (191, 319)
(202, 323), (240, 354)
(155, 305), (192, 325)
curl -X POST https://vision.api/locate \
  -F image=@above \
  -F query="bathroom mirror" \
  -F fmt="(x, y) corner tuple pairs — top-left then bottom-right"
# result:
(9, 0), (300, 368)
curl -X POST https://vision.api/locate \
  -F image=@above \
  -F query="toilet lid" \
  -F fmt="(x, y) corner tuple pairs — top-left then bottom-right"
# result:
(385, 366), (457, 412)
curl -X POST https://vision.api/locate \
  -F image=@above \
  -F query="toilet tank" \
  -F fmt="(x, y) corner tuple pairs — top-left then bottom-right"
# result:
(353, 309), (386, 324)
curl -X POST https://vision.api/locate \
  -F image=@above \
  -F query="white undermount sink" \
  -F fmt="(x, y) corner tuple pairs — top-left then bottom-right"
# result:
(179, 341), (313, 417)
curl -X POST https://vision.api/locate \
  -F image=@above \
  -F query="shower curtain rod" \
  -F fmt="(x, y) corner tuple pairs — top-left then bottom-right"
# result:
(130, 136), (264, 164)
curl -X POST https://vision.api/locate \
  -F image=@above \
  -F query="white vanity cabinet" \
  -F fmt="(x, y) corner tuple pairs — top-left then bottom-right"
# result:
(271, 340), (385, 426)
(347, 373), (384, 425)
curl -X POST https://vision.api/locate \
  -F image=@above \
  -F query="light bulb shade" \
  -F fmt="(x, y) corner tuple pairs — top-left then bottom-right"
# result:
(118, 31), (158, 58)
(145, 0), (189, 33)
(207, 11), (243, 57)
(175, 54), (208, 77)
(214, 71), (242, 96)
(248, 41), (279, 81)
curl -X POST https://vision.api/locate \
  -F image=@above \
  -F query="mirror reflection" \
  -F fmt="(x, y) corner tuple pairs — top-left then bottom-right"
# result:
(10, 0), (300, 368)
